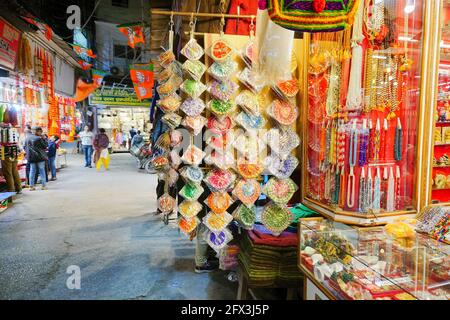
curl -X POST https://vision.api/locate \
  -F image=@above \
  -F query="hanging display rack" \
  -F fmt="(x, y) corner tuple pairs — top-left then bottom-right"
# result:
(151, 9), (255, 20)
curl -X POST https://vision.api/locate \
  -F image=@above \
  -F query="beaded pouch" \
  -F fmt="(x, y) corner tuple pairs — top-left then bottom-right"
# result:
(161, 113), (182, 129)
(206, 228), (233, 252)
(208, 100), (236, 117)
(262, 177), (298, 204)
(182, 115), (207, 136)
(182, 60), (207, 81)
(179, 166), (204, 184)
(265, 128), (300, 157)
(208, 59), (238, 82)
(179, 200), (203, 219)
(208, 79), (239, 101)
(267, 99), (298, 126)
(232, 204), (256, 230)
(181, 38), (204, 61)
(158, 193), (176, 214)
(264, 154), (299, 179)
(205, 192), (233, 214)
(236, 90), (260, 116)
(232, 179), (262, 208)
(180, 79), (206, 99)
(208, 38), (234, 62)
(181, 145), (205, 166)
(204, 150), (235, 170)
(207, 115), (233, 135)
(204, 168), (236, 192)
(180, 98), (206, 117)
(158, 93), (181, 113)
(203, 212), (233, 232)
(235, 112), (266, 131)
(261, 202), (293, 236)
(179, 217), (200, 235)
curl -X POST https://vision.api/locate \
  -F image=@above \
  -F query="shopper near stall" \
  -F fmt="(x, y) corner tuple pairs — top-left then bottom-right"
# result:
(93, 128), (110, 171)
(47, 136), (59, 181)
(79, 126), (94, 168)
(131, 130), (143, 147)
(25, 126), (48, 191)
(1, 146), (22, 194)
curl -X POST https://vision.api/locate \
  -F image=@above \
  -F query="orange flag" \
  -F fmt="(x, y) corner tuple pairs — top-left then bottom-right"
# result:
(74, 79), (98, 102)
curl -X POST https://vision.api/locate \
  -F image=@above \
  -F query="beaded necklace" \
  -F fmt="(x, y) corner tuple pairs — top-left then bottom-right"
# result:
(347, 167), (356, 209)
(332, 165), (340, 205)
(386, 167), (395, 212)
(359, 119), (369, 166)
(366, 167), (373, 210)
(339, 167), (346, 208)
(373, 167), (381, 213)
(337, 120), (346, 168)
(373, 118), (381, 162)
(380, 118), (388, 160)
(358, 167), (367, 213)
(329, 121), (337, 165)
(349, 120), (358, 167)
(394, 118), (403, 161)
(395, 166), (402, 210)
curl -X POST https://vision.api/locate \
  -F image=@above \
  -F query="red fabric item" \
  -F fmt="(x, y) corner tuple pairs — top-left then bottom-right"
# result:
(313, 0), (326, 13)
(248, 224), (298, 247)
(225, 0), (258, 36)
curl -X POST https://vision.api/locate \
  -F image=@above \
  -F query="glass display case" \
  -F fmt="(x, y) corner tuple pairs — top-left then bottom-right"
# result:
(298, 218), (450, 300)
(300, 0), (428, 225)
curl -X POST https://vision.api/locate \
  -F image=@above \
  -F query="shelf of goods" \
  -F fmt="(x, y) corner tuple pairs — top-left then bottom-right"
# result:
(300, 0), (430, 226)
(298, 217), (449, 300)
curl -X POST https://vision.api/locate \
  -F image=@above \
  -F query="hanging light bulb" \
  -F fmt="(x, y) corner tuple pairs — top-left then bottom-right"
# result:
(404, 0), (415, 14)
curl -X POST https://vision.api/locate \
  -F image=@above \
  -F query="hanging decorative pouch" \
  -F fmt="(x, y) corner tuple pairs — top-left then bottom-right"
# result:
(264, 154), (299, 179)
(208, 79), (238, 101)
(179, 200), (203, 219)
(161, 113), (182, 129)
(204, 168), (236, 192)
(268, 99), (298, 126)
(182, 60), (206, 81)
(180, 98), (206, 117)
(236, 90), (260, 116)
(208, 99), (236, 117)
(157, 74), (183, 96)
(232, 204), (256, 230)
(206, 134), (230, 151)
(274, 78), (299, 99)
(235, 112), (265, 131)
(158, 193), (176, 214)
(266, 0), (359, 33)
(203, 212), (233, 232)
(158, 93), (181, 113)
(233, 134), (266, 157)
(204, 150), (235, 170)
(207, 115), (233, 134)
(208, 38), (234, 62)
(206, 192), (233, 214)
(169, 150), (182, 169)
(158, 50), (175, 68)
(170, 130), (183, 147)
(263, 177), (298, 204)
(151, 156), (169, 171)
(181, 145), (205, 165)
(179, 217), (200, 235)
(181, 38), (204, 61)
(157, 66), (173, 84)
(182, 115), (207, 135)
(232, 179), (262, 208)
(265, 128), (300, 157)
(167, 168), (179, 187)
(179, 183), (204, 201)
(241, 40), (255, 69)
(261, 202), (293, 236)
(179, 166), (204, 184)
(206, 228), (233, 252)
(208, 59), (238, 82)
(181, 79), (206, 98)
(236, 160), (265, 179)
(237, 68), (259, 93)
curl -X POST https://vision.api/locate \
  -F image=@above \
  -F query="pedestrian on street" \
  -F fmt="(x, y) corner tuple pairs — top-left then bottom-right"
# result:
(1, 145), (22, 194)
(79, 126), (94, 168)
(131, 130), (143, 147)
(47, 135), (59, 181)
(93, 128), (110, 171)
(25, 126), (48, 191)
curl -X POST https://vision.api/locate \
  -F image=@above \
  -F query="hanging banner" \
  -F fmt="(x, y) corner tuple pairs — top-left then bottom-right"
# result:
(78, 60), (93, 70)
(129, 63), (154, 100)
(117, 22), (145, 49)
(74, 79), (98, 102)
(21, 16), (53, 40)
(89, 86), (151, 107)
(70, 43), (97, 59)
(91, 69), (109, 87)
(0, 17), (21, 71)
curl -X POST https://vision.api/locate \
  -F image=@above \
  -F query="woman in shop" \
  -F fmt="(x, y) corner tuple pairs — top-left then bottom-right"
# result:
(93, 128), (110, 171)
(25, 126), (48, 191)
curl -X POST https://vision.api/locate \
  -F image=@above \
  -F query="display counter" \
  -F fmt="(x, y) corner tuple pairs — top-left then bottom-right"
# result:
(298, 218), (449, 300)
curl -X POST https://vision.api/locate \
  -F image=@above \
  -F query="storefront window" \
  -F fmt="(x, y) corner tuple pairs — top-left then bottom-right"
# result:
(304, 0), (425, 217)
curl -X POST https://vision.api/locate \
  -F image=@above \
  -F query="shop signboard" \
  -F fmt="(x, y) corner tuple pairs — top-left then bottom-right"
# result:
(89, 86), (151, 107)
(0, 17), (21, 71)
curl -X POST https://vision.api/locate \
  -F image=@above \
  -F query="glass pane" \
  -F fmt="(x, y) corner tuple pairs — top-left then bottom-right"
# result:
(305, 0), (424, 215)
(431, 1), (450, 203)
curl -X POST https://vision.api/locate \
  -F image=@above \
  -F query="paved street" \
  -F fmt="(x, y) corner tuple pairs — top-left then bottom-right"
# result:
(0, 152), (236, 300)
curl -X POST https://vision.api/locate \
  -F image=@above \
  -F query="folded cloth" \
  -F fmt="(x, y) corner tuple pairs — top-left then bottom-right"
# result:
(248, 224), (298, 247)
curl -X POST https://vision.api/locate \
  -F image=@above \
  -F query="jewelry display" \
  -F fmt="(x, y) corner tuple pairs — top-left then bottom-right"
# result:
(359, 119), (369, 166)
(394, 118), (403, 161)
(373, 167), (381, 213)
(386, 167), (395, 212)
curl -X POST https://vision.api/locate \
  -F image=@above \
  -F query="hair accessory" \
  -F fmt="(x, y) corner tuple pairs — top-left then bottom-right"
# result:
(395, 166), (401, 210)
(232, 179), (261, 208)
(179, 183), (204, 201)
(386, 167), (395, 212)
(232, 205), (256, 230)
(263, 177), (298, 204)
(358, 167), (367, 212)
(346, 167), (356, 208)
(373, 118), (381, 162)
(179, 200), (203, 219)
(366, 167), (373, 210)
(373, 167), (381, 213)
(261, 202), (293, 236)
(203, 212), (233, 232)
(394, 118), (403, 161)
(348, 119), (358, 167)
(359, 119), (369, 166)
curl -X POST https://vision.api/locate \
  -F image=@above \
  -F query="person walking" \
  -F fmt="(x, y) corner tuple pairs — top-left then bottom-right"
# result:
(131, 130), (143, 147)
(79, 126), (94, 168)
(129, 126), (137, 149)
(47, 135), (59, 181)
(1, 145), (22, 194)
(93, 128), (110, 171)
(25, 126), (48, 191)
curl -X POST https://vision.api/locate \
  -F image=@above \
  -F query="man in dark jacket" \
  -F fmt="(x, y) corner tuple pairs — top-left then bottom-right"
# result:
(25, 126), (48, 191)
(47, 136), (59, 181)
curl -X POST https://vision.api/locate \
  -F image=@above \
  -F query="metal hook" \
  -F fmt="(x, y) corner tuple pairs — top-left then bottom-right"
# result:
(169, 11), (174, 30)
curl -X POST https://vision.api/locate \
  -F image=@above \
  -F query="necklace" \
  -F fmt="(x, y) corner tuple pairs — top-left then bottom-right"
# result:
(329, 121), (337, 165)
(386, 167), (395, 212)
(381, 167), (388, 210)
(395, 166), (401, 210)
(394, 118), (403, 161)
(358, 167), (367, 213)
(347, 167), (356, 209)
(337, 120), (346, 168)
(366, 167), (373, 211)
(332, 166), (340, 205)
(326, 62), (341, 116)
(339, 167), (346, 208)
(373, 167), (381, 213)
(359, 119), (369, 166)
(380, 118), (388, 161)
(373, 119), (381, 162)
(349, 120), (358, 167)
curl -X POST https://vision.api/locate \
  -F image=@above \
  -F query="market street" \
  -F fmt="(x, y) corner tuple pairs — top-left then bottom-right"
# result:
(0, 153), (236, 300)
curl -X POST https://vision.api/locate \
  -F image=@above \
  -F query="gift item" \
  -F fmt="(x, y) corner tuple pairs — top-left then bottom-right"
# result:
(179, 217), (200, 235)
(206, 134), (231, 151)
(170, 130), (183, 147)
(232, 179), (261, 208)
(203, 212), (233, 232)
(236, 90), (260, 115)
(182, 60), (207, 81)
(158, 50), (175, 68)
(206, 192), (233, 214)
(158, 193), (175, 214)
(265, 128), (300, 157)
(158, 93), (181, 113)
(204, 168), (236, 192)
(241, 40), (255, 69)
(179, 200), (203, 219)
(232, 204), (256, 230)
(263, 177), (298, 204)
(236, 161), (265, 179)
(161, 112), (182, 129)
(181, 38), (204, 61)
(209, 38), (234, 62)
(182, 115), (207, 135)
(268, 99), (298, 126)
(208, 59), (238, 81)
(169, 150), (182, 169)
(167, 168), (179, 187)
(207, 115), (233, 134)
(208, 99), (237, 116)
(204, 150), (235, 170)
(237, 67), (259, 93)
(181, 145), (205, 165)
(151, 156), (169, 171)
(180, 98), (206, 117)
(265, 154), (299, 179)
(180, 79), (206, 98)
(179, 183), (204, 201)
(261, 202), (293, 236)
(208, 79), (239, 101)
(274, 78), (299, 99)
(233, 134), (266, 157)
(179, 166), (204, 184)
(157, 74), (183, 96)
(206, 228), (233, 252)
(235, 112), (266, 131)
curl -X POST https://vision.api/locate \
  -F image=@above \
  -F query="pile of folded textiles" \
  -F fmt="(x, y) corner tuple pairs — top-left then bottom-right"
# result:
(238, 224), (303, 287)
